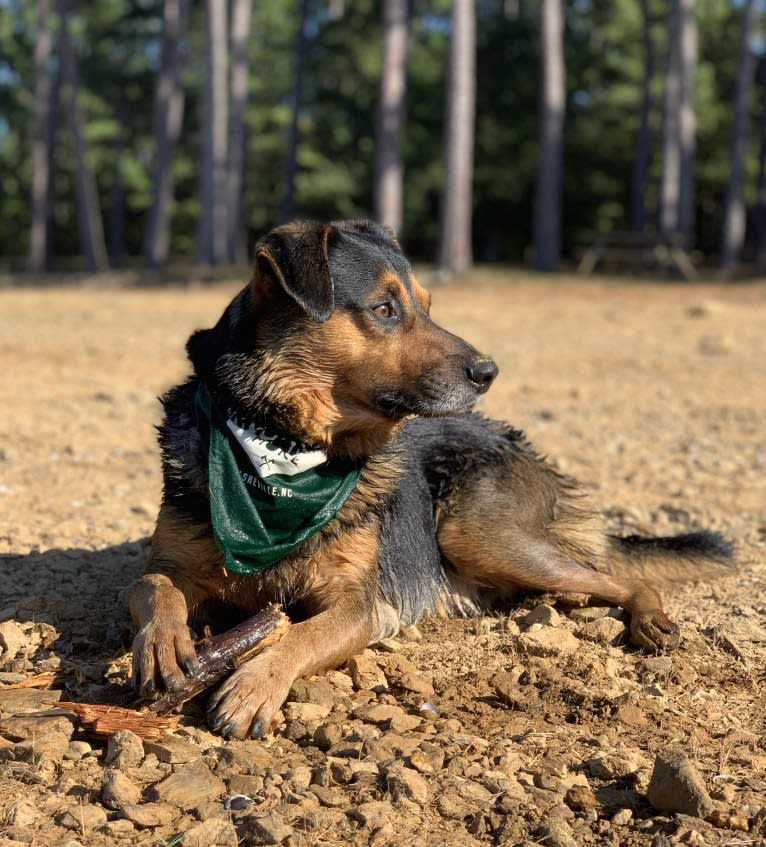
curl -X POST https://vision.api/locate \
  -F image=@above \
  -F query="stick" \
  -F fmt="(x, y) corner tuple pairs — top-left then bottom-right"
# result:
(49, 702), (180, 739)
(149, 603), (290, 716)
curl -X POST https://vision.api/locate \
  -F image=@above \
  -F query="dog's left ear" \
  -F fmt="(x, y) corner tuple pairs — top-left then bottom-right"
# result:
(253, 222), (336, 321)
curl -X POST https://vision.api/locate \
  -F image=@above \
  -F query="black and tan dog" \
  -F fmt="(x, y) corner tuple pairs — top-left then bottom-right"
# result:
(130, 219), (733, 739)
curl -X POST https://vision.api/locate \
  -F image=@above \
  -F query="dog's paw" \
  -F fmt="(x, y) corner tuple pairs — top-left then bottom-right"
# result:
(206, 653), (293, 740)
(630, 610), (680, 652)
(131, 618), (199, 697)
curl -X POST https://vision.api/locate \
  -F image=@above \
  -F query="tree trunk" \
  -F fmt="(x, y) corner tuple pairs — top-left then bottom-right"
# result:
(374, 0), (409, 236)
(437, 0), (476, 275)
(755, 66), (766, 269)
(57, 0), (108, 271)
(677, 0), (697, 244)
(630, 0), (654, 233)
(659, 3), (681, 234)
(719, 0), (757, 272)
(532, 0), (566, 271)
(196, 0), (229, 266)
(281, 0), (310, 224)
(227, 0), (253, 264)
(144, 0), (190, 269)
(27, 0), (55, 273)
(108, 94), (127, 268)
(660, 0), (696, 245)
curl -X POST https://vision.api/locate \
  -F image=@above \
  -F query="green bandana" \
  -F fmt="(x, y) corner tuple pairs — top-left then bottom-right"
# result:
(194, 383), (364, 574)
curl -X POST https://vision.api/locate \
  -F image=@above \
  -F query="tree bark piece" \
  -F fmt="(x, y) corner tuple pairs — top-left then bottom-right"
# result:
(51, 702), (180, 739)
(150, 604), (290, 716)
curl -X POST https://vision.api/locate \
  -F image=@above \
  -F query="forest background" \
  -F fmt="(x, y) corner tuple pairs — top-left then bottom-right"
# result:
(1, 0), (765, 277)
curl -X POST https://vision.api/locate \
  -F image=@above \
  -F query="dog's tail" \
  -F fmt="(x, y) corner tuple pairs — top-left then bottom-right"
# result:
(602, 530), (736, 584)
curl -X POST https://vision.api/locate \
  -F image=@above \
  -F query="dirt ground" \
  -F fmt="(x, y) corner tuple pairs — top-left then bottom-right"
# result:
(0, 272), (764, 847)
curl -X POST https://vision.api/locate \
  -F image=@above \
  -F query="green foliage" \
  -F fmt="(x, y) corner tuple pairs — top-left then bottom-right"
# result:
(0, 0), (763, 268)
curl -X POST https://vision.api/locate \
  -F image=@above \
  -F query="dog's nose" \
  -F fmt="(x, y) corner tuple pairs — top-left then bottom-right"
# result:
(466, 358), (498, 393)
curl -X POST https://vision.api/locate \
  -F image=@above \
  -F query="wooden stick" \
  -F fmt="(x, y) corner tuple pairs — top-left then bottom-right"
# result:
(49, 701), (180, 739)
(149, 603), (290, 716)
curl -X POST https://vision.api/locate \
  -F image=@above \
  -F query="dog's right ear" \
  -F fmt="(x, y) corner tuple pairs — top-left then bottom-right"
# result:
(253, 222), (336, 322)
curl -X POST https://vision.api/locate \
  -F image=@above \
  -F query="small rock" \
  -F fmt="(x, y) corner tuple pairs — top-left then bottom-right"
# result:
(586, 750), (645, 780)
(565, 784), (600, 810)
(310, 785), (347, 808)
(247, 809), (293, 845)
(518, 627), (580, 657)
(409, 742), (445, 775)
(611, 808), (634, 826)
(646, 749), (714, 818)
(373, 637), (403, 652)
(351, 800), (396, 828)
(144, 734), (200, 763)
(523, 604), (561, 627)
(0, 687), (62, 713)
(105, 729), (144, 769)
(282, 701), (331, 724)
(284, 764), (313, 790)
(156, 759), (226, 809)
(397, 672), (435, 697)
(101, 769), (141, 811)
(347, 653), (387, 692)
(312, 721), (343, 750)
(64, 740), (92, 761)
(58, 804), (108, 831)
(6, 800), (38, 827)
(578, 616), (626, 646)
(181, 818), (239, 847)
(0, 713), (74, 744)
(120, 802), (180, 828)
(0, 621), (26, 662)
(493, 671), (538, 711)
(539, 818), (578, 847)
(436, 791), (472, 820)
(386, 767), (429, 805)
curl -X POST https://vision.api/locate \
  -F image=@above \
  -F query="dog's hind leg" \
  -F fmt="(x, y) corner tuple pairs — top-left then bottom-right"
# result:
(435, 471), (680, 651)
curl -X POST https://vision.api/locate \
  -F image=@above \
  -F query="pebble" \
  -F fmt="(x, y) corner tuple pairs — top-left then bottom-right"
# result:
(539, 819), (578, 847)
(105, 729), (144, 770)
(156, 759), (226, 809)
(564, 784), (600, 810)
(282, 701), (331, 724)
(58, 804), (108, 831)
(611, 808), (634, 826)
(523, 604), (561, 627)
(409, 741), (445, 775)
(347, 653), (388, 692)
(351, 799), (396, 829)
(144, 734), (200, 763)
(6, 800), (38, 827)
(246, 809), (293, 844)
(518, 627), (580, 657)
(385, 766), (429, 805)
(181, 818), (239, 847)
(101, 768), (141, 810)
(120, 802), (180, 828)
(578, 616), (626, 646)
(646, 750), (714, 818)
(0, 621), (26, 662)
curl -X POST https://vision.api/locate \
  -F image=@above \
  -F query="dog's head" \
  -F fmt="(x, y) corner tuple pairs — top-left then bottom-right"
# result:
(188, 219), (497, 456)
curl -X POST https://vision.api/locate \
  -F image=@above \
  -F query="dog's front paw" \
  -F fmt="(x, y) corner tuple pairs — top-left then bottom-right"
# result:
(206, 652), (293, 740)
(630, 610), (680, 652)
(131, 617), (199, 697)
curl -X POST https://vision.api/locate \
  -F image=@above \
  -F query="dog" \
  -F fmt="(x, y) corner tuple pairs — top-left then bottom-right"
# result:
(130, 218), (734, 740)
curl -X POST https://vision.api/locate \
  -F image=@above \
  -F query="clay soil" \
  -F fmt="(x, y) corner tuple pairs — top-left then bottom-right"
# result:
(0, 273), (764, 847)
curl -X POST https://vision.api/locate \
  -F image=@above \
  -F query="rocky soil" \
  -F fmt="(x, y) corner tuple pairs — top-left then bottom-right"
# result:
(0, 273), (764, 847)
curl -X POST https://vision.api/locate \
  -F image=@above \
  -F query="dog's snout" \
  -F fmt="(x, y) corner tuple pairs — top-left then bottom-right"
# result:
(466, 358), (498, 393)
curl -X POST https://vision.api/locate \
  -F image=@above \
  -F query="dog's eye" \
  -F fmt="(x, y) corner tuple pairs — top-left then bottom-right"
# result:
(371, 302), (398, 321)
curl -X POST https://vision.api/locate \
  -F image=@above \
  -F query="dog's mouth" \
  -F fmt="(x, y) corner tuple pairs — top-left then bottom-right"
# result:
(372, 376), (496, 420)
